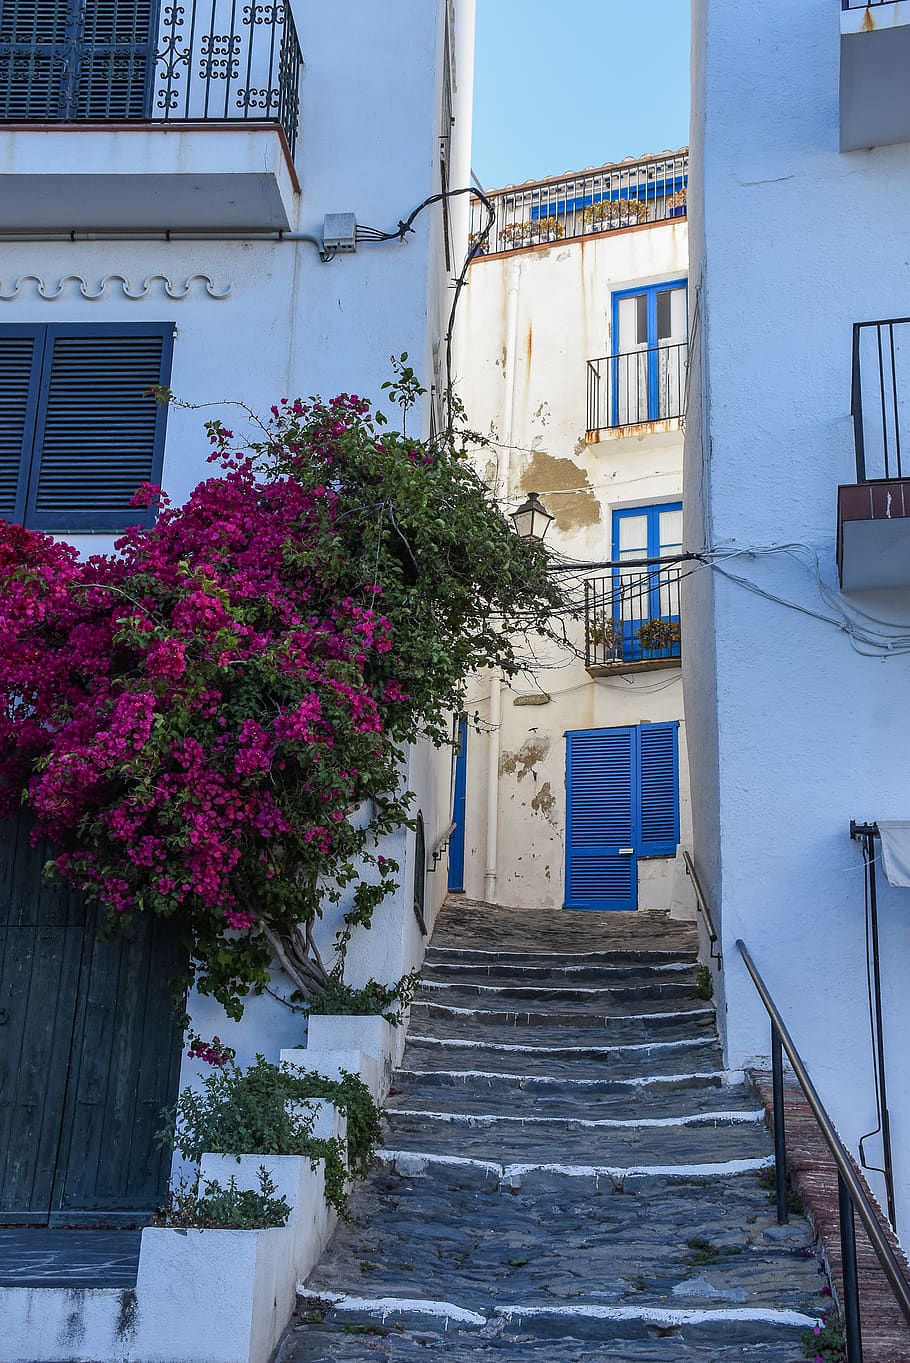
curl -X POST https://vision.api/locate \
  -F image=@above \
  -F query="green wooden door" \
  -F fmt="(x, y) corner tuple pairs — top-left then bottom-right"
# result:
(0, 814), (185, 1225)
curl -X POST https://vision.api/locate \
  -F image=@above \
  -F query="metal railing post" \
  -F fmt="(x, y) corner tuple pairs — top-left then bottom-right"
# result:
(839, 1171), (864, 1363)
(771, 1023), (788, 1224)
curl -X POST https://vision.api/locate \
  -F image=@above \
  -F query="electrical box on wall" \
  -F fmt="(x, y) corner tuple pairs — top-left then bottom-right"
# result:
(323, 213), (357, 253)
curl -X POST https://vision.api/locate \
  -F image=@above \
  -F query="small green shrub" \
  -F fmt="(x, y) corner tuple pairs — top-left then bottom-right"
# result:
(155, 1168), (290, 1229)
(159, 1054), (382, 1216)
(309, 970), (418, 1026)
(694, 965), (713, 1000)
(282, 1065), (382, 1178)
(802, 1312), (845, 1362)
(758, 1162), (806, 1215)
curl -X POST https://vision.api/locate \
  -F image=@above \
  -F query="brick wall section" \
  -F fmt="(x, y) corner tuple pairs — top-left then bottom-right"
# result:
(751, 1070), (910, 1363)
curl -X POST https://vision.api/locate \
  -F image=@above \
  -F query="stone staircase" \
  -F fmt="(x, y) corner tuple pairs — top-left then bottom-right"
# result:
(279, 901), (829, 1361)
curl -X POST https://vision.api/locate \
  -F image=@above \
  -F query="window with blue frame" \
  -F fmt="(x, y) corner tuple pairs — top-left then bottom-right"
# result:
(611, 503), (682, 662)
(611, 279), (687, 427)
(0, 323), (173, 533)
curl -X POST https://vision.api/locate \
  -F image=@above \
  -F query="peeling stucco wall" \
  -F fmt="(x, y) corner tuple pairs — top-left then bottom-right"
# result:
(455, 214), (690, 913)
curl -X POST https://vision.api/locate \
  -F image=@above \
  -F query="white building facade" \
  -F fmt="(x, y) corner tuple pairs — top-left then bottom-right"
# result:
(0, 0), (473, 1226)
(686, 0), (910, 1245)
(455, 154), (694, 920)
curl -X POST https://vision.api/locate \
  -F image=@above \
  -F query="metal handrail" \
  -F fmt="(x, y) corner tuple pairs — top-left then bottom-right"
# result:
(683, 849), (721, 967)
(736, 939), (910, 1361)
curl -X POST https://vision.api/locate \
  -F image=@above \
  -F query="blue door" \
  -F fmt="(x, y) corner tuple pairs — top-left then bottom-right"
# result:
(565, 723), (679, 910)
(448, 717), (467, 892)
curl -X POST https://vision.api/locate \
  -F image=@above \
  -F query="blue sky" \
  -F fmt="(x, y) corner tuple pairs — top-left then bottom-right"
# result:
(470, 0), (691, 190)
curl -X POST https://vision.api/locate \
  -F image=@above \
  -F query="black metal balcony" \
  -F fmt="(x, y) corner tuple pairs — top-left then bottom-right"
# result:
(839, 318), (910, 590)
(0, 0), (302, 151)
(586, 342), (687, 433)
(469, 151), (688, 257)
(584, 566), (682, 671)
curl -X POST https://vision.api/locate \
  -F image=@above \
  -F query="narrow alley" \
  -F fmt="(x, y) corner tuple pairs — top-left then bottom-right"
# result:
(280, 900), (827, 1361)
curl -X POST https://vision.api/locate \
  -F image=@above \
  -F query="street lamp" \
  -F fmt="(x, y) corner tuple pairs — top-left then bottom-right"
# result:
(511, 491), (555, 542)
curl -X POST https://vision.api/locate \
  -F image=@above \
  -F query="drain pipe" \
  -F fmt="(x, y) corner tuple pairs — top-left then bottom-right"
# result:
(483, 259), (522, 904)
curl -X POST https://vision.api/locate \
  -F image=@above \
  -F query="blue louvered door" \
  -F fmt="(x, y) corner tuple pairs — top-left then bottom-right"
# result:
(566, 723), (679, 910)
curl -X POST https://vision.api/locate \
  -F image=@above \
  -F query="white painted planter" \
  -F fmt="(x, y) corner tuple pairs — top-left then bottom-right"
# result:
(307, 1011), (404, 1071)
(280, 1012), (400, 1102)
(133, 1224), (295, 1363)
(198, 1151), (338, 1280)
(281, 1043), (380, 1101)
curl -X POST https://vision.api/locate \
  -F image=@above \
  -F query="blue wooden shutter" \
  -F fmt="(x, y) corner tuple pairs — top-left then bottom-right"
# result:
(0, 327), (43, 525)
(566, 728), (637, 910)
(0, 0), (71, 120)
(26, 325), (172, 533)
(638, 721), (679, 856)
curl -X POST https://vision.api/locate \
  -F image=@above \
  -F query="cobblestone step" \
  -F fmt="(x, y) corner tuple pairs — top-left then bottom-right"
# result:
(421, 959), (699, 985)
(379, 1115), (774, 1167)
(282, 1318), (816, 1362)
(416, 978), (701, 1005)
(386, 1078), (760, 1122)
(424, 946), (699, 969)
(280, 899), (823, 1363)
(401, 1034), (723, 1080)
(301, 1167), (824, 1317)
(411, 996), (715, 1029)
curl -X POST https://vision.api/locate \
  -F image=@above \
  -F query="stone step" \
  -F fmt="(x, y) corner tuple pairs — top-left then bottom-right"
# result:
(378, 1113), (775, 1168)
(385, 1078), (761, 1123)
(301, 1166), (824, 1322)
(285, 1317), (819, 1362)
(408, 992), (713, 1024)
(416, 979), (701, 1005)
(421, 959), (700, 985)
(401, 1034), (723, 1081)
(391, 1067), (735, 1103)
(408, 1000), (716, 1039)
(280, 899), (824, 1363)
(424, 945), (698, 969)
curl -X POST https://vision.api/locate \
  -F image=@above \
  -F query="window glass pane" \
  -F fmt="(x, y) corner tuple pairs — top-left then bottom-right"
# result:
(657, 290), (671, 341)
(658, 507), (683, 554)
(618, 513), (648, 556)
(636, 293), (648, 346)
(670, 287), (687, 340)
(617, 296), (640, 353)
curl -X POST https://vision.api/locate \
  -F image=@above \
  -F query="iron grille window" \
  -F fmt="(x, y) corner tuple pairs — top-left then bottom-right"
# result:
(0, 323), (173, 532)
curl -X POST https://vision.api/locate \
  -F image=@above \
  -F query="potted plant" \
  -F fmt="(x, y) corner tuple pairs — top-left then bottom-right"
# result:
(667, 188), (687, 218)
(583, 198), (648, 230)
(590, 613), (623, 659)
(636, 618), (681, 652)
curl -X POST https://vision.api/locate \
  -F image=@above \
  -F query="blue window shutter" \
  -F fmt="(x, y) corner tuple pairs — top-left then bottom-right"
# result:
(25, 325), (173, 533)
(0, 327), (44, 525)
(566, 728), (637, 910)
(638, 721), (679, 856)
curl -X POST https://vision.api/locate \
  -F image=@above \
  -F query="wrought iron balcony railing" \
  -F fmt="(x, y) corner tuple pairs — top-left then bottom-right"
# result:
(586, 342), (687, 432)
(584, 565), (682, 670)
(0, 0), (302, 152)
(851, 318), (910, 482)
(469, 151), (688, 257)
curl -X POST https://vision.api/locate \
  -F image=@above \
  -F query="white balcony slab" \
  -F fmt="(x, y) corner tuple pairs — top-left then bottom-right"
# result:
(840, 2), (910, 151)
(0, 125), (298, 231)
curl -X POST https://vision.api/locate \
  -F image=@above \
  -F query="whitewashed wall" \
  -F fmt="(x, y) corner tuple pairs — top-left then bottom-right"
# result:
(686, 0), (910, 1243)
(456, 219), (691, 913)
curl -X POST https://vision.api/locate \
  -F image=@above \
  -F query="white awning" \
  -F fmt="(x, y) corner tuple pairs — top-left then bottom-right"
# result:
(877, 822), (910, 888)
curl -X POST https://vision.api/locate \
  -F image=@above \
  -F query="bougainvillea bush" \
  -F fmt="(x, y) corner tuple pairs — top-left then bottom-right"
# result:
(0, 389), (560, 1018)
